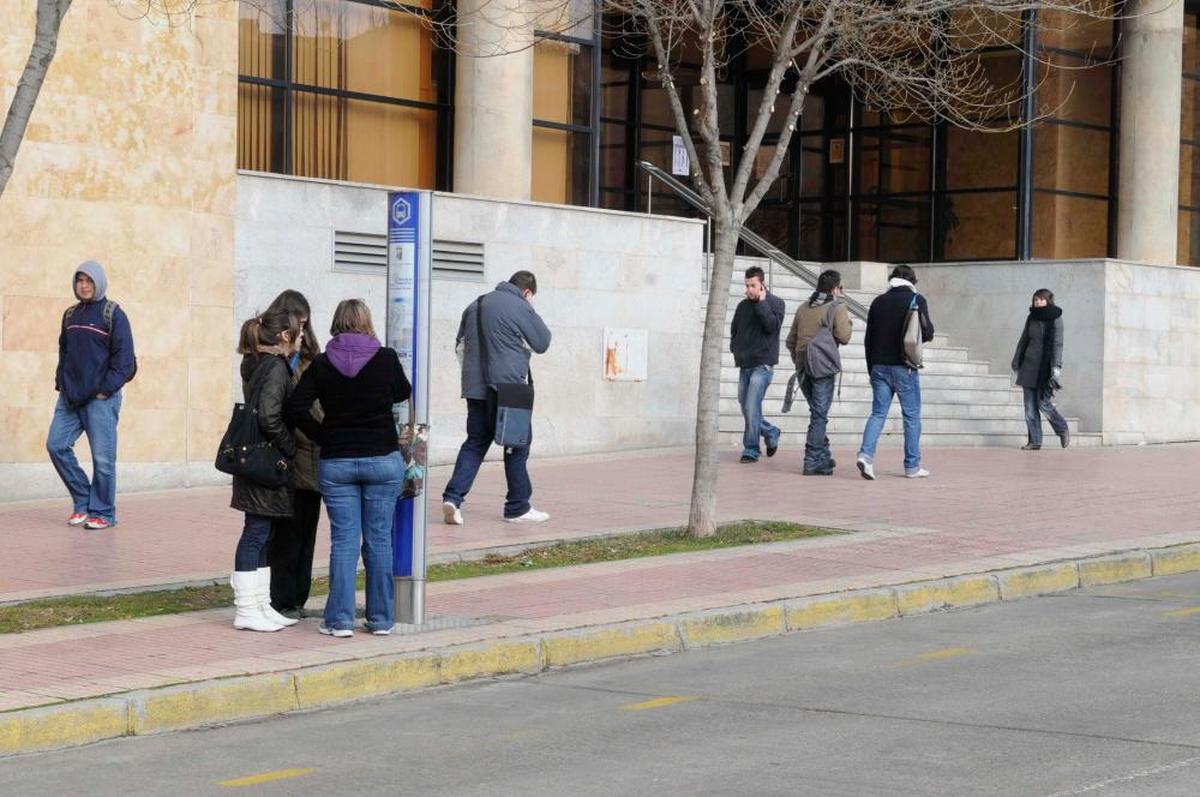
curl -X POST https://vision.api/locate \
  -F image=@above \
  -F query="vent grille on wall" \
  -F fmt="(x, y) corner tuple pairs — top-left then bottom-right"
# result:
(432, 240), (485, 281)
(333, 231), (387, 274)
(332, 232), (485, 280)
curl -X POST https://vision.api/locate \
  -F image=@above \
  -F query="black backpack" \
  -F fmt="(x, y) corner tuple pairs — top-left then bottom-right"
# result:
(62, 299), (138, 381)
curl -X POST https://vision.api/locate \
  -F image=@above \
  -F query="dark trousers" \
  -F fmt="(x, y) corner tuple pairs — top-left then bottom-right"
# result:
(1023, 387), (1069, 446)
(268, 488), (322, 611)
(443, 398), (532, 519)
(800, 373), (836, 470)
(234, 513), (273, 572)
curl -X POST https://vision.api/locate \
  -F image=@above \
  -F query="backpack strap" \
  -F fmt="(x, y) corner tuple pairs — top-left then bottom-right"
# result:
(61, 303), (78, 332)
(821, 299), (840, 327)
(103, 300), (117, 337)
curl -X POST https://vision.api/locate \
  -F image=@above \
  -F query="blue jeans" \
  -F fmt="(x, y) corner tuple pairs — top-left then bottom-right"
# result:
(46, 391), (122, 523)
(800, 374), (835, 470)
(858, 365), (922, 473)
(1023, 387), (1068, 446)
(738, 365), (779, 460)
(235, 513), (273, 572)
(319, 451), (404, 633)
(443, 399), (532, 518)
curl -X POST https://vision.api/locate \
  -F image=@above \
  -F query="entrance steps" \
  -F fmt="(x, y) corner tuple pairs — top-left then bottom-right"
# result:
(713, 262), (1101, 450)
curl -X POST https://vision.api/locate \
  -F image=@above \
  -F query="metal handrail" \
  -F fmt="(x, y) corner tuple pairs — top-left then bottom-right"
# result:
(636, 160), (869, 321)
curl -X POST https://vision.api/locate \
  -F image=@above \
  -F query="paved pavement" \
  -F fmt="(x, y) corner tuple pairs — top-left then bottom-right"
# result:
(0, 444), (1196, 717)
(6, 571), (1200, 796)
(2, 443), (1196, 603)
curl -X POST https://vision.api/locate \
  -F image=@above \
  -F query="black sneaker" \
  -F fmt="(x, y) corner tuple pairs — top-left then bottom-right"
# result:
(1059, 430), (1070, 449)
(802, 467), (834, 476)
(1021, 443), (1041, 451)
(766, 440), (779, 458)
(739, 455), (757, 464)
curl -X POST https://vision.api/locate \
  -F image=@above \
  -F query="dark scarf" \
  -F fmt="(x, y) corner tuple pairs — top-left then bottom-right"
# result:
(1017, 305), (1062, 388)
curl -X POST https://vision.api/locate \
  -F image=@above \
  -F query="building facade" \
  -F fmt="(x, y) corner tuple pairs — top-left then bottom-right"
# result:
(2, 0), (1198, 500)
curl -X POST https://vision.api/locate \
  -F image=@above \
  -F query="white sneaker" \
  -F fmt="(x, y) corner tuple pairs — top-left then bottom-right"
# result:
(905, 468), (930, 479)
(442, 501), (463, 525)
(318, 624), (353, 638)
(505, 507), (550, 523)
(370, 624), (395, 636)
(856, 457), (875, 481)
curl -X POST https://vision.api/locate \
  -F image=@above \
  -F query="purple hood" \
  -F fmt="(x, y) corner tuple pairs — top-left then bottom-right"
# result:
(326, 333), (380, 378)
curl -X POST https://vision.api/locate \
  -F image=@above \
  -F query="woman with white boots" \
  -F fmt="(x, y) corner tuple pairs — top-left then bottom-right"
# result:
(230, 308), (304, 632)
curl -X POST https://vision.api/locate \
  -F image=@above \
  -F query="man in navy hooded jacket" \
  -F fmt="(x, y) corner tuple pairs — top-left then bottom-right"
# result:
(47, 260), (137, 530)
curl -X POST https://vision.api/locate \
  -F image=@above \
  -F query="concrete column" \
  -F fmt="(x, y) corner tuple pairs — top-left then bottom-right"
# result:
(453, 0), (534, 200)
(1117, 0), (1185, 263)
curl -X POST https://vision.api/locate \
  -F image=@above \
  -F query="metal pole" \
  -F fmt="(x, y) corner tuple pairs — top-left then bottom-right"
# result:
(1016, 10), (1037, 260)
(388, 191), (432, 626)
(647, 173), (653, 214)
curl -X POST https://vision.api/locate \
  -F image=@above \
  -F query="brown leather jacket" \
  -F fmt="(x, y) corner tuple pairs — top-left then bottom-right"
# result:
(785, 298), (853, 367)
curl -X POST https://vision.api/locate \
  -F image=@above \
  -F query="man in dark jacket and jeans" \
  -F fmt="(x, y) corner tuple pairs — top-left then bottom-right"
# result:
(47, 260), (137, 530)
(443, 271), (552, 524)
(730, 265), (786, 463)
(856, 264), (934, 480)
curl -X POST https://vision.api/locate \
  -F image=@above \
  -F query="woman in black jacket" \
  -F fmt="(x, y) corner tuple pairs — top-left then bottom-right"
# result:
(265, 290), (323, 620)
(230, 308), (303, 632)
(1012, 289), (1070, 450)
(287, 299), (411, 638)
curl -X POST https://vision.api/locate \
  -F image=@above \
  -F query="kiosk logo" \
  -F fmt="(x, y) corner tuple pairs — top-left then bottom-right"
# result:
(391, 196), (412, 226)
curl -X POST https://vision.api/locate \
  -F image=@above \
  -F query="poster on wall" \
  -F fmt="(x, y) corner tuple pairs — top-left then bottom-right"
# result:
(672, 135), (690, 176)
(603, 328), (649, 381)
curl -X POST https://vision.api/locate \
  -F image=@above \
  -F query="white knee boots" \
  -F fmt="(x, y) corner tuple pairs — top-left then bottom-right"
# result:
(256, 567), (298, 627)
(231, 570), (283, 632)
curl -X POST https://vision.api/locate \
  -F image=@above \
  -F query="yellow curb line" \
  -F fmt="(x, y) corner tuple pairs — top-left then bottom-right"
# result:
(2, 542), (1199, 758)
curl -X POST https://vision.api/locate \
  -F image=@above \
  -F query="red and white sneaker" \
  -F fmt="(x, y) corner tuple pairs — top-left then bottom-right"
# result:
(83, 517), (114, 530)
(67, 513), (88, 527)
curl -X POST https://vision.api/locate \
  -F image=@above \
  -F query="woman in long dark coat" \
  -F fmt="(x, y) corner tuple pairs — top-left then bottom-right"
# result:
(1011, 289), (1070, 450)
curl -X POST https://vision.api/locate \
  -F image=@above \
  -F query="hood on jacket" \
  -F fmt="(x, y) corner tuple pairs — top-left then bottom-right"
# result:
(326, 332), (381, 378)
(74, 260), (108, 303)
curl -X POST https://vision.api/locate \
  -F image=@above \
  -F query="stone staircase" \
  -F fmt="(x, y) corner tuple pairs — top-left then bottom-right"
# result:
(715, 261), (1101, 450)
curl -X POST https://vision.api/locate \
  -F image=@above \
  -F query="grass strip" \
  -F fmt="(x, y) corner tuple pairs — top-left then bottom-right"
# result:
(0, 520), (836, 634)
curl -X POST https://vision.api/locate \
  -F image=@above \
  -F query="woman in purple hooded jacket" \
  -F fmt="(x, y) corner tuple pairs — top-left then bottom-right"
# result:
(286, 299), (411, 637)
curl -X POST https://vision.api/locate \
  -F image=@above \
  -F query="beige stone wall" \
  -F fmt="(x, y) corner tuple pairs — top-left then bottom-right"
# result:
(0, 0), (238, 500)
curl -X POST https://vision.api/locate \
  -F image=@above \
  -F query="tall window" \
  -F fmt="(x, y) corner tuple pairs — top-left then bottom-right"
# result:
(237, 0), (451, 189)
(1181, 12), (1200, 264)
(1030, 9), (1116, 259)
(532, 24), (596, 206)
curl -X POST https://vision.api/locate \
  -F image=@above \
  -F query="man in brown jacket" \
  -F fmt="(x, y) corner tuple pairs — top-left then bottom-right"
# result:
(785, 270), (853, 475)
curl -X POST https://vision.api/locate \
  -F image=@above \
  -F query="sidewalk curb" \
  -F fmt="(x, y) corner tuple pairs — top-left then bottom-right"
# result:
(3, 542), (1198, 757)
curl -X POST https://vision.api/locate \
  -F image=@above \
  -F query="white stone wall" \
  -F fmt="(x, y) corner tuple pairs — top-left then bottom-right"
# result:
(1103, 261), (1200, 444)
(236, 173), (705, 465)
(917, 259), (1200, 443)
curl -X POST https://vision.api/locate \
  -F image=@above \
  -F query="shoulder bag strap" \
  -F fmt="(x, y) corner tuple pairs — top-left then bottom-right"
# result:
(473, 296), (490, 387)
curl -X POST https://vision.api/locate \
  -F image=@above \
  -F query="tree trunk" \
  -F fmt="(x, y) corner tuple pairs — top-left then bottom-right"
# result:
(687, 220), (739, 538)
(0, 0), (70, 201)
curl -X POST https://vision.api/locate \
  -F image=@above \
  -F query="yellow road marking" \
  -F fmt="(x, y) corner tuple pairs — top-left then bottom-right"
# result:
(622, 695), (701, 711)
(219, 768), (315, 787)
(895, 646), (975, 667)
(1164, 606), (1200, 619)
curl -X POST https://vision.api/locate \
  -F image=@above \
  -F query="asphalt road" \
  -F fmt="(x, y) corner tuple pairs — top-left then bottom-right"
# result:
(5, 572), (1200, 796)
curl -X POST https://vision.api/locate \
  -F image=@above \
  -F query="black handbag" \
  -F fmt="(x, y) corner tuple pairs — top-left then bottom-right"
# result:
(214, 363), (290, 488)
(474, 296), (534, 448)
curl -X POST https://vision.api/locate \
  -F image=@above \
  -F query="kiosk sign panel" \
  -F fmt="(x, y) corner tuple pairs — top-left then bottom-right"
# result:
(387, 191), (432, 625)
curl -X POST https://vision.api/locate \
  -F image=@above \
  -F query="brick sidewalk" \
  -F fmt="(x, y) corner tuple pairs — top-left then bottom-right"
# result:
(2, 443), (1196, 602)
(0, 443), (1197, 715)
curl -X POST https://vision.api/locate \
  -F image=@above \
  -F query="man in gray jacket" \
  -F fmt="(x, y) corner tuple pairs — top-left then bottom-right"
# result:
(443, 271), (552, 524)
